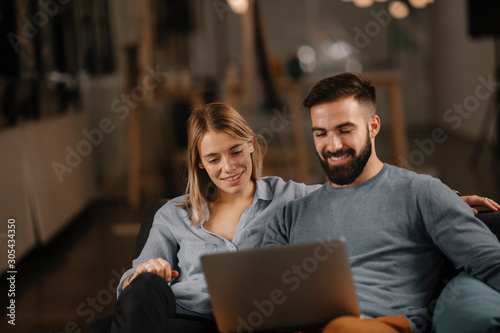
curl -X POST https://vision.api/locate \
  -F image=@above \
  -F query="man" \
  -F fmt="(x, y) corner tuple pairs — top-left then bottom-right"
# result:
(262, 72), (500, 333)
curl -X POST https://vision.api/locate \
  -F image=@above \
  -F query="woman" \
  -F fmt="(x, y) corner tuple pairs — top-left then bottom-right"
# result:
(109, 103), (321, 333)
(102, 103), (499, 333)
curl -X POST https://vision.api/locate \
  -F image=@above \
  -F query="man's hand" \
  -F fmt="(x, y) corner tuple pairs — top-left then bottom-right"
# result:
(461, 195), (500, 215)
(122, 258), (179, 290)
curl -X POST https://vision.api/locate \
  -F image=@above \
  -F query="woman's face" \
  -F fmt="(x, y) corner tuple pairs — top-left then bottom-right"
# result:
(198, 131), (254, 197)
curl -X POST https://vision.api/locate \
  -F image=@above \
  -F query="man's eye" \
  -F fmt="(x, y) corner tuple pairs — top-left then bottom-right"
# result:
(315, 133), (326, 137)
(340, 130), (352, 134)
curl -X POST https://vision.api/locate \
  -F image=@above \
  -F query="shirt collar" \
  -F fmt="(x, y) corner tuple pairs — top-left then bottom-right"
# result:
(254, 178), (274, 203)
(202, 178), (272, 224)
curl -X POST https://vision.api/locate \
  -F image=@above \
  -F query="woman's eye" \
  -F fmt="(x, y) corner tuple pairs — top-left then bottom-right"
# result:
(232, 150), (243, 155)
(208, 159), (218, 164)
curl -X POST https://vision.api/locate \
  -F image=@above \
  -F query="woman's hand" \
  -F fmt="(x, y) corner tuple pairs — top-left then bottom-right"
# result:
(122, 258), (179, 290)
(460, 195), (500, 215)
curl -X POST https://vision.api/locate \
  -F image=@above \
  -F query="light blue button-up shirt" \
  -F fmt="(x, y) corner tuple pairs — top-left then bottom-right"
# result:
(117, 176), (321, 318)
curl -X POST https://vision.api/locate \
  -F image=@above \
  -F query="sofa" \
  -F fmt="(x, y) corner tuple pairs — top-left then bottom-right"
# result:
(92, 202), (500, 333)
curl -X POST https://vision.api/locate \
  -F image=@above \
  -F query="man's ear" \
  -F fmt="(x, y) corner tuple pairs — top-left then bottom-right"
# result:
(369, 115), (381, 138)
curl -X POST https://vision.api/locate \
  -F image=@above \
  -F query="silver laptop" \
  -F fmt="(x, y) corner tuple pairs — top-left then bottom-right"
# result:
(201, 239), (360, 333)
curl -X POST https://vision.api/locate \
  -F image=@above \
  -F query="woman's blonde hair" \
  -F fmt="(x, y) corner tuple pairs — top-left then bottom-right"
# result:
(178, 103), (266, 227)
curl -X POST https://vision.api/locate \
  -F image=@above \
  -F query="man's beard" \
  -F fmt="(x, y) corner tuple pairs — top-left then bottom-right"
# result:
(318, 133), (372, 186)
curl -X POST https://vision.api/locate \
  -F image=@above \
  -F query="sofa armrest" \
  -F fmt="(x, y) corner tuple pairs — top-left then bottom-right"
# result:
(435, 211), (500, 299)
(133, 199), (170, 259)
(477, 210), (500, 240)
(432, 211), (500, 333)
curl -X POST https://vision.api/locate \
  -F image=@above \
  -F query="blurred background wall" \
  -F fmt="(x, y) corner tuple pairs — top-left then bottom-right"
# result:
(0, 0), (499, 272)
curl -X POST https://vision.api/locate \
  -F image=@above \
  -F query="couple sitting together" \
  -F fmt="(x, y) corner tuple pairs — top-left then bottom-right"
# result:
(93, 72), (500, 333)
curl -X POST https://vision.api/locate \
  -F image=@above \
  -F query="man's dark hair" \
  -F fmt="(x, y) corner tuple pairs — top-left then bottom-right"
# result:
(303, 72), (377, 117)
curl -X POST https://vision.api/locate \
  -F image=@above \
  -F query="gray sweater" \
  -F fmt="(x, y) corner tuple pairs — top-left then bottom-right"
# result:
(263, 164), (500, 333)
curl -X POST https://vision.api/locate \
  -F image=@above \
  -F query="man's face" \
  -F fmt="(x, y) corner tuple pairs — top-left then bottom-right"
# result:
(310, 97), (377, 186)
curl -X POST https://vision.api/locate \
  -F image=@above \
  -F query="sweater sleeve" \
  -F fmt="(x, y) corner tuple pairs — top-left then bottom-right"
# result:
(419, 177), (500, 292)
(261, 203), (292, 247)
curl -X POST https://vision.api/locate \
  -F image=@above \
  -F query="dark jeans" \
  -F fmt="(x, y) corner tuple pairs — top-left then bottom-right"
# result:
(89, 273), (219, 333)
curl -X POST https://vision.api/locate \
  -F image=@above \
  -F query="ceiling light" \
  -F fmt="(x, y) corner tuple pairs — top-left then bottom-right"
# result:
(409, 0), (428, 8)
(347, 0), (434, 19)
(228, 0), (249, 15)
(353, 0), (375, 8)
(389, 1), (410, 19)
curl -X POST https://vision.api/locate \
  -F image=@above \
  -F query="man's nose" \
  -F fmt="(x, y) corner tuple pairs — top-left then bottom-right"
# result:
(327, 134), (343, 152)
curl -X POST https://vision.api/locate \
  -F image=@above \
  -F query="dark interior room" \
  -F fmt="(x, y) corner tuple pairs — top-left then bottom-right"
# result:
(1, 0), (499, 332)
